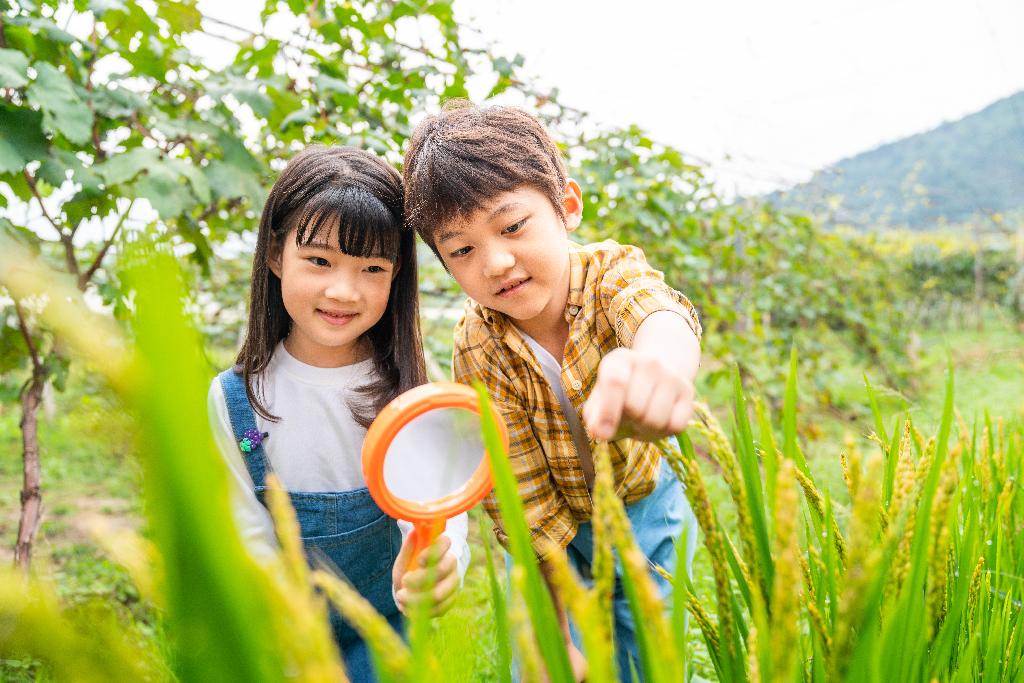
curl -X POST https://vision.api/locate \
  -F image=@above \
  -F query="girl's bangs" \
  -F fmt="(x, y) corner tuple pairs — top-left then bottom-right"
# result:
(293, 185), (402, 261)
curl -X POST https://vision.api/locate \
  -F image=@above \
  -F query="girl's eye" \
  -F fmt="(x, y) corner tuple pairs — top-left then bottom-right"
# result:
(502, 219), (526, 235)
(308, 256), (330, 267)
(449, 245), (473, 258)
(366, 265), (387, 273)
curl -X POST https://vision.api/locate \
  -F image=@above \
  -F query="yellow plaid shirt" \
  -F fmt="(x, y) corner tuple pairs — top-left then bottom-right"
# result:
(452, 240), (702, 556)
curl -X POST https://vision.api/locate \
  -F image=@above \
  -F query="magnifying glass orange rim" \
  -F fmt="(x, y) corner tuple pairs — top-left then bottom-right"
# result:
(361, 382), (508, 522)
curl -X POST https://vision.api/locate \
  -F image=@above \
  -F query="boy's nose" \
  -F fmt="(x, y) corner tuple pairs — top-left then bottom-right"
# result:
(482, 247), (515, 278)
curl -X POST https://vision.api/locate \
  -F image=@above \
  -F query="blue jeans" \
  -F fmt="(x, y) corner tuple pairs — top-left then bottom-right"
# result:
(509, 454), (699, 682)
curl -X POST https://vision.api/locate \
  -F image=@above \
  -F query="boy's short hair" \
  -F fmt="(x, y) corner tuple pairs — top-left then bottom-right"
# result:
(403, 100), (568, 254)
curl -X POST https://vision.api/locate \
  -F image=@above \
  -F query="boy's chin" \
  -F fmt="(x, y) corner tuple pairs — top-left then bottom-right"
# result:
(487, 298), (546, 323)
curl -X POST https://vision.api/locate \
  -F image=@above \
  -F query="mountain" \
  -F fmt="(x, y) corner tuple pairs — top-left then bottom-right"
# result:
(774, 91), (1024, 228)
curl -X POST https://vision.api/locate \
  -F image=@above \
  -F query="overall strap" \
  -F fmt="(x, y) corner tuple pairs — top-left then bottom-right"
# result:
(217, 368), (270, 488)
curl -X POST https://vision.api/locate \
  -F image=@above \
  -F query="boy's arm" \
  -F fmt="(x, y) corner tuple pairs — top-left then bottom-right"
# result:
(583, 247), (702, 442)
(583, 310), (700, 441)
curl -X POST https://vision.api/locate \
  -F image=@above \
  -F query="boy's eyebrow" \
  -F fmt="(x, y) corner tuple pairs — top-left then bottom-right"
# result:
(437, 228), (464, 244)
(437, 201), (526, 244)
(488, 201), (524, 220)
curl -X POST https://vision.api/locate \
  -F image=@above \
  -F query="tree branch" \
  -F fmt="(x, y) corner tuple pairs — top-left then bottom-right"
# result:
(79, 199), (134, 289)
(23, 169), (80, 276)
(86, 18), (106, 163)
(13, 302), (43, 372)
(198, 196), (243, 223)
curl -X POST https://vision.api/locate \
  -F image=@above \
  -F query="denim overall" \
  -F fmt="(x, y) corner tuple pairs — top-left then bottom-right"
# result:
(218, 369), (404, 682)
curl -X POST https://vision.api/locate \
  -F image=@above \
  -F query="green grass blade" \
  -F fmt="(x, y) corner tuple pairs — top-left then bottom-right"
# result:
(754, 398), (779, 515)
(126, 250), (288, 682)
(473, 383), (573, 683)
(863, 372), (887, 447)
(732, 369), (774, 600)
(480, 515), (513, 683)
(671, 528), (692, 683)
(783, 345), (809, 475)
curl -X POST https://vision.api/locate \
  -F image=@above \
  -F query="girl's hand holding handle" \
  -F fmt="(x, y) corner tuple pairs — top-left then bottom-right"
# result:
(393, 533), (460, 617)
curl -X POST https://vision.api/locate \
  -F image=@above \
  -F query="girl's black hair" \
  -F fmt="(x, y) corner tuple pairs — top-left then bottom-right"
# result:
(237, 145), (427, 428)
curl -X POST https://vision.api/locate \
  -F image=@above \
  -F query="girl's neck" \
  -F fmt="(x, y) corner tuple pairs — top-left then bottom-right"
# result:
(282, 332), (372, 368)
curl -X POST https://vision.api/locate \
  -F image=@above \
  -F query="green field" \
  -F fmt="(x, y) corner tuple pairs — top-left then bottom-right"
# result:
(2, 312), (1020, 681)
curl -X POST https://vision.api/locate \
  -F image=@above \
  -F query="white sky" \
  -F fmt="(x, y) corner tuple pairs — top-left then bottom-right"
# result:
(189, 0), (1024, 197)
(456, 0), (1024, 195)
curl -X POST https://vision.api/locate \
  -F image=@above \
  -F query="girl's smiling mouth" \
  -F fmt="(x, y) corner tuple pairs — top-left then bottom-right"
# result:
(316, 308), (358, 326)
(496, 277), (531, 297)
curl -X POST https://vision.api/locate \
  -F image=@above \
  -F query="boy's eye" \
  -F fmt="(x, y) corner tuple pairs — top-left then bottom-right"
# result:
(308, 256), (330, 267)
(502, 219), (526, 235)
(449, 245), (473, 258)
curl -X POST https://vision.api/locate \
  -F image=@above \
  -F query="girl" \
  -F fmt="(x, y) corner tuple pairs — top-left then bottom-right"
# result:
(207, 146), (469, 680)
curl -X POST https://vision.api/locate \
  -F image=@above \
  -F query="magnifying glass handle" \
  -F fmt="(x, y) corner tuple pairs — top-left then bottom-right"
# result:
(405, 518), (447, 576)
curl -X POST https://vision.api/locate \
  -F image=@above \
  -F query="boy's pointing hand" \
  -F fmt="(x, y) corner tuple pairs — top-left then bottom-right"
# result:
(582, 347), (695, 442)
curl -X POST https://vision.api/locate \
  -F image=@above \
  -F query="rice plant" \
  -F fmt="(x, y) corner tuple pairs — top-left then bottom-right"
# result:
(1, 235), (1021, 682)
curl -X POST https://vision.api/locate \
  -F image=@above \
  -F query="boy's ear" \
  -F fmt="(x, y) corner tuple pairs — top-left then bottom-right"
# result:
(562, 178), (584, 232)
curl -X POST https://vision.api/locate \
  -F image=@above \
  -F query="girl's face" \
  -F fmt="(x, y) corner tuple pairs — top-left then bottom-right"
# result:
(270, 222), (396, 367)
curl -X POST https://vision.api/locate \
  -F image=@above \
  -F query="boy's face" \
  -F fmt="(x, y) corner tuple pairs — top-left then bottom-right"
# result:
(436, 181), (583, 330)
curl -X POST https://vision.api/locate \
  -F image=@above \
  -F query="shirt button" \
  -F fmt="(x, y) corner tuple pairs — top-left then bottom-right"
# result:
(571, 380), (582, 391)
(568, 305), (580, 315)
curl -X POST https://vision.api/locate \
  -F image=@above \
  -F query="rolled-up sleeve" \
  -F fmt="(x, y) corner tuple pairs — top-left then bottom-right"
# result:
(599, 245), (702, 349)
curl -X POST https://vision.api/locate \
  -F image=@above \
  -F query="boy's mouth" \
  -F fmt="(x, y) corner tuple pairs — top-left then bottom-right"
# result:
(316, 308), (358, 326)
(496, 277), (531, 297)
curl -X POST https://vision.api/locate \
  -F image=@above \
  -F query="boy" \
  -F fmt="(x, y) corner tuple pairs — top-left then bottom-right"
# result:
(403, 102), (701, 681)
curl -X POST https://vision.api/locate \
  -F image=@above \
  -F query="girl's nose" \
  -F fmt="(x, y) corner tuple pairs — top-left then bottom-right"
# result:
(324, 273), (360, 302)
(482, 246), (515, 279)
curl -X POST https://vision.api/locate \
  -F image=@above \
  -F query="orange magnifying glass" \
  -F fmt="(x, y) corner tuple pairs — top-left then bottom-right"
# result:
(362, 382), (508, 575)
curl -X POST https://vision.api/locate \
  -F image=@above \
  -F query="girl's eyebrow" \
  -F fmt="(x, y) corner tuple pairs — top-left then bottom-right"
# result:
(297, 241), (336, 251)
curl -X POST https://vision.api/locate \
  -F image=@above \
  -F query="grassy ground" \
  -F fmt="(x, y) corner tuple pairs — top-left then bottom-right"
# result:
(1, 313), (1021, 680)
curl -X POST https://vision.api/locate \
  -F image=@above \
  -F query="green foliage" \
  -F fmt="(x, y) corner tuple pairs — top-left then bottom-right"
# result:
(570, 126), (909, 403)
(0, 0), (549, 570)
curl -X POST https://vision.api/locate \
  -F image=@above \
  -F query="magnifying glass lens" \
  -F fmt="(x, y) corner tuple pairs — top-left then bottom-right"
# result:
(381, 407), (485, 503)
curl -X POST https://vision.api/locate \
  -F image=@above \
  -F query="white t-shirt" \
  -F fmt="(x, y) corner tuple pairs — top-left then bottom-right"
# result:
(517, 329), (595, 488)
(207, 342), (469, 583)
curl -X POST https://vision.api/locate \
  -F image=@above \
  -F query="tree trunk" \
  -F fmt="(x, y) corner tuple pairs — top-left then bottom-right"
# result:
(14, 367), (47, 574)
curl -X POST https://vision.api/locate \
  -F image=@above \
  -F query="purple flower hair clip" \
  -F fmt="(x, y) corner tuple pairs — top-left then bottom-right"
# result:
(239, 428), (268, 454)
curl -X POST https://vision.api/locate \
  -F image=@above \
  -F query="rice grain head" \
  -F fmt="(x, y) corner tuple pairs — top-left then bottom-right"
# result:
(693, 404), (765, 603)
(508, 565), (546, 683)
(313, 569), (409, 682)
(832, 452), (884, 678)
(663, 440), (736, 657)
(769, 460), (802, 682)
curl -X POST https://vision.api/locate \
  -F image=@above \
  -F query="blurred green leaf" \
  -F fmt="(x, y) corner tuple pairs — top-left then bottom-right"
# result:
(27, 63), (94, 145)
(0, 105), (48, 173)
(101, 148), (161, 187)
(132, 163), (192, 219)
(0, 47), (30, 88)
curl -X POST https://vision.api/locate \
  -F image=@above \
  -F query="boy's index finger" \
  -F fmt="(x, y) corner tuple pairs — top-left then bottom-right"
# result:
(584, 349), (633, 441)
